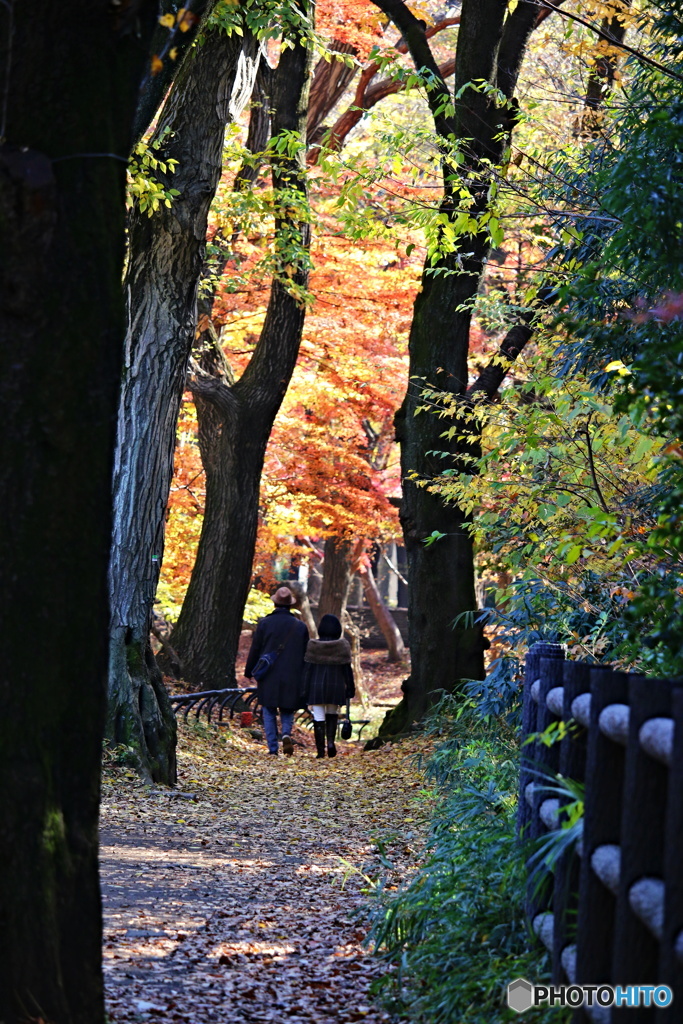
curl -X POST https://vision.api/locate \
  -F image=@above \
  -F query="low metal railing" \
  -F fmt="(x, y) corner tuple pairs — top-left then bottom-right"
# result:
(168, 686), (372, 738)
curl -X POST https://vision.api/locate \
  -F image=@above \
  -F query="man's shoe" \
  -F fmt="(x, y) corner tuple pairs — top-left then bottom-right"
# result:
(282, 735), (294, 757)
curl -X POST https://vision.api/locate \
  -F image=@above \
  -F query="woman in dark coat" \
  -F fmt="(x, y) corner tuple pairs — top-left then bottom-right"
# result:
(302, 614), (355, 759)
(244, 586), (309, 756)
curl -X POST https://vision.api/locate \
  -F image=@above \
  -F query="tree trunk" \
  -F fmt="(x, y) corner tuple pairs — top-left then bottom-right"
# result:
(307, 40), (358, 141)
(288, 580), (319, 638)
(342, 611), (369, 708)
(131, 0), (218, 144)
(233, 64), (273, 193)
(108, 26), (260, 780)
(361, 565), (406, 662)
(318, 537), (355, 620)
(579, 6), (629, 135)
(0, 3), (155, 1022)
(169, 9), (314, 687)
(369, 0), (540, 739)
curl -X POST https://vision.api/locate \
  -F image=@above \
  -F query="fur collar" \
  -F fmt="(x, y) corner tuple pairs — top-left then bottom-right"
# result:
(305, 637), (351, 665)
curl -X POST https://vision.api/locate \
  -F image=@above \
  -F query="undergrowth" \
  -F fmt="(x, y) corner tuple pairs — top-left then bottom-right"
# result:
(368, 694), (570, 1023)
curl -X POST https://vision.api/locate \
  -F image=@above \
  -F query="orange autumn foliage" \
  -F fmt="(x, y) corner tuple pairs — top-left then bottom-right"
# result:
(158, 0), (492, 611)
(160, 185), (420, 609)
(316, 0), (384, 57)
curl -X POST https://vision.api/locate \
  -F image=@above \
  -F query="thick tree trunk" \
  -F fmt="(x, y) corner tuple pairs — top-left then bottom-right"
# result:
(307, 40), (358, 141)
(361, 566), (406, 662)
(0, 3), (155, 1022)
(391, 262), (488, 730)
(169, 12), (314, 687)
(370, 0), (540, 739)
(318, 537), (355, 620)
(108, 26), (260, 780)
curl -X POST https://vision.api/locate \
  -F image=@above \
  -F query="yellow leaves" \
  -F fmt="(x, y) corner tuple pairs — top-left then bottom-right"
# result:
(150, 54), (163, 76)
(159, 7), (199, 32)
(604, 359), (631, 376)
(610, 585), (635, 602)
(405, 2), (434, 27)
(177, 7), (199, 31)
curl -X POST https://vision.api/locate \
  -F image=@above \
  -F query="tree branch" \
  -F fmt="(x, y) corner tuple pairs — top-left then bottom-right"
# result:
(369, 0), (456, 139)
(308, 16), (460, 162)
(187, 358), (238, 419)
(133, 0), (220, 144)
(583, 421), (611, 513)
(539, 0), (683, 85)
(466, 285), (556, 401)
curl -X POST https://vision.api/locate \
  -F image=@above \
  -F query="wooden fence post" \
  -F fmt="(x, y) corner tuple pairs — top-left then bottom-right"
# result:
(611, 676), (673, 1021)
(552, 660), (594, 985)
(575, 667), (629, 1012)
(661, 685), (683, 1020)
(560, 660), (593, 784)
(518, 642), (566, 841)
(524, 648), (566, 929)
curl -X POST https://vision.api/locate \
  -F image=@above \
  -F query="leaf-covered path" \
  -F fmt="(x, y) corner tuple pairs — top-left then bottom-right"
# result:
(101, 725), (426, 1024)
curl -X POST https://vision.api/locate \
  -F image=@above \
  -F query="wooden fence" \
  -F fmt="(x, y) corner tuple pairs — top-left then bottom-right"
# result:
(519, 642), (683, 1021)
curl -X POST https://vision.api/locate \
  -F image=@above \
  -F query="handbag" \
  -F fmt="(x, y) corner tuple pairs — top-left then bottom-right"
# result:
(340, 699), (352, 740)
(251, 620), (300, 682)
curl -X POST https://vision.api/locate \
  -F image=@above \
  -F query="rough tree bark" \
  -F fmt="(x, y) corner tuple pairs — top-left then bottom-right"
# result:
(0, 2), (155, 1022)
(169, 8), (314, 687)
(317, 537), (355, 620)
(233, 63), (273, 193)
(307, 40), (359, 142)
(131, 0), (218, 144)
(369, 0), (543, 739)
(108, 24), (260, 781)
(361, 565), (406, 662)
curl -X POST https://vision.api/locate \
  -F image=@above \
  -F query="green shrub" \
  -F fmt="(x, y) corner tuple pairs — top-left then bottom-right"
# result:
(369, 696), (570, 1023)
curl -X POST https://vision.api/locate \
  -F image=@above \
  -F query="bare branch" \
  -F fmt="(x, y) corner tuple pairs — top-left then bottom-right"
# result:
(466, 285), (557, 401)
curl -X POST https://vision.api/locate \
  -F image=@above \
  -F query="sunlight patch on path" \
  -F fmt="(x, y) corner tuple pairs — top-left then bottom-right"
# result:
(101, 730), (427, 1023)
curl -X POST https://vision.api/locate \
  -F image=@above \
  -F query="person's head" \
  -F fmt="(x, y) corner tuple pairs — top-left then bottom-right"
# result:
(272, 586), (295, 607)
(318, 613), (342, 640)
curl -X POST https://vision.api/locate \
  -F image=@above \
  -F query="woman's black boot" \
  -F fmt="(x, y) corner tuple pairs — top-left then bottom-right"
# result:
(325, 714), (338, 758)
(313, 721), (326, 759)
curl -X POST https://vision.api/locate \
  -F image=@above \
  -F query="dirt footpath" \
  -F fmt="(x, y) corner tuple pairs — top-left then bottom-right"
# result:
(101, 724), (426, 1024)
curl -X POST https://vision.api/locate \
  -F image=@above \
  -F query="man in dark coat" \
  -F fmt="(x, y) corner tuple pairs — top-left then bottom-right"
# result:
(244, 586), (309, 756)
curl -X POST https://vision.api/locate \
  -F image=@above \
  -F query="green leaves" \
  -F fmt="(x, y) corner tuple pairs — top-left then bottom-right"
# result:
(414, 327), (673, 677)
(127, 130), (181, 216)
(422, 530), (446, 547)
(369, 695), (549, 1023)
